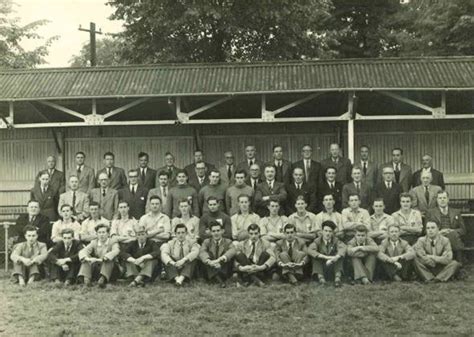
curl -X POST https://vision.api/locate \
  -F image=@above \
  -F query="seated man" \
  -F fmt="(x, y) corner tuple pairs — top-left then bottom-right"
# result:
(314, 194), (343, 239)
(110, 201), (138, 244)
(80, 202), (110, 243)
(231, 194), (261, 242)
(234, 223), (276, 287)
(10, 225), (48, 286)
(121, 224), (160, 287)
(198, 196), (232, 241)
(275, 224), (309, 285)
(12, 200), (52, 248)
(199, 221), (236, 287)
(288, 195), (319, 244)
(341, 194), (370, 243)
(51, 204), (82, 243)
(391, 193), (423, 245)
(78, 223), (120, 288)
(377, 224), (415, 282)
(347, 224), (379, 285)
(49, 228), (84, 285)
(161, 223), (200, 286)
(369, 198), (394, 243)
(259, 200), (288, 243)
(307, 221), (346, 287)
(413, 221), (461, 283)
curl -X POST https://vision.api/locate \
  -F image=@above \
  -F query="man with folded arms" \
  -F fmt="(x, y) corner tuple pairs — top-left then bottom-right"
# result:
(275, 223), (308, 285)
(347, 224), (379, 285)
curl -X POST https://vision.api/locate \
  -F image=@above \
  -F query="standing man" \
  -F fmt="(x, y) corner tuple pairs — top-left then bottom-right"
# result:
(157, 152), (180, 187)
(118, 169), (148, 220)
(374, 166), (402, 215)
(289, 144), (322, 189)
(199, 169), (226, 214)
(321, 143), (353, 186)
(285, 167), (318, 215)
(226, 170), (254, 216)
(165, 170), (199, 218)
(137, 152), (157, 190)
(31, 171), (59, 222)
(236, 145), (264, 176)
(218, 151), (236, 187)
(246, 164), (263, 192)
(412, 154), (445, 189)
(69, 151), (95, 193)
(410, 171), (443, 216)
(188, 161), (209, 192)
(147, 171), (170, 213)
(318, 167), (343, 212)
(353, 145), (378, 189)
(382, 148), (412, 192)
(35, 155), (65, 194)
(58, 175), (90, 222)
(342, 167), (372, 210)
(254, 165), (287, 217)
(267, 145), (291, 183)
(89, 172), (119, 221)
(96, 152), (127, 190)
(184, 149), (215, 184)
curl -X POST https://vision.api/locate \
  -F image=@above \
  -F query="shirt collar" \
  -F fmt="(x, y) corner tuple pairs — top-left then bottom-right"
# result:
(97, 238), (109, 247)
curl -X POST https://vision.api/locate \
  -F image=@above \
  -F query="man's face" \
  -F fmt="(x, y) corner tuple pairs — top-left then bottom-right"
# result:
(295, 199), (307, 212)
(97, 227), (109, 241)
(248, 229), (260, 242)
(209, 172), (220, 185)
(437, 193), (449, 208)
(388, 226), (400, 241)
(150, 199), (162, 213)
(75, 153), (85, 165)
(348, 196), (360, 209)
(118, 203), (129, 216)
(224, 153), (234, 165)
(264, 167), (276, 181)
(360, 147), (369, 161)
(322, 226), (334, 241)
(249, 165), (260, 178)
(421, 173), (432, 186)
(284, 228), (296, 241)
(62, 233), (73, 246)
(89, 206), (100, 219)
(245, 146), (256, 159)
(392, 150), (402, 164)
(293, 168), (304, 184)
(159, 175), (169, 187)
(329, 144), (340, 157)
(238, 197), (250, 212)
(352, 169), (362, 182)
(69, 177), (79, 190)
(268, 201), (280, 215)
(46, 156), (56, 169)
(373, 201), (385, 214)
(234, 173), (245, 186)
(426, 222), (439, 238)
(129, 171), (139, 185)
(322, 195), (335, 210)
(104, 155), (114, 167)
(325, 169), (336, 182)
(382, 169), (394, 182)
(61, 207), (72, 219)
(39, 174), (50, 186)
(273, 147), (283, 160)
(195, 163), (206, 178)
(25, 230), (38, 244)
(175, 228), (187, 241)
(210, 225), (223, 240)
(400, 197), (412, 209)
(301, 146), (312, 159)
(138, 156), (148, 168)
(355, 231), (367, 243)
(176, 173), (187, 185)
(98, 173), (109, 188)
(194, 151), (203, 163)
(178, 202), (190, 215)
(165, 154), (174, 166)
(208, 200), (219, 212)
(136, 231), (147, 243)
(422, 155), (432, 169)
(27, 202), (40, 216)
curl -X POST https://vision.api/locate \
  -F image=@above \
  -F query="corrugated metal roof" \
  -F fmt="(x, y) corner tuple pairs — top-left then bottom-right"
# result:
(0, 57), (473, 101)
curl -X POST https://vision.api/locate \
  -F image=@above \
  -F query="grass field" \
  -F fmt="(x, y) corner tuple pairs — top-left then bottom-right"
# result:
(1, 267), (474, 336)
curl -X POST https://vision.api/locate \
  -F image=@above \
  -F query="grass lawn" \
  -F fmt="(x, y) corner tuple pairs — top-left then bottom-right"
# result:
(1, 267), (474, 336)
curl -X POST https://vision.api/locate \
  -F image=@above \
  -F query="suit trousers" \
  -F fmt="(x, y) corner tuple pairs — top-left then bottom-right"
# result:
(79, 260), (116, 281)
(380, 259), (412, 280)
(312, 258), (343, 280)
(351, 254), (377, 281)
(165, 260), (196, 280)
(414, 258), (460, 282)
(12, 262), (42, 279)
(50, 262), (80, 282)
(278, 251), (305, 275)
(203, 259), (233, 281)
(235, 252), (271, 281)
(125, 259), (158, 279)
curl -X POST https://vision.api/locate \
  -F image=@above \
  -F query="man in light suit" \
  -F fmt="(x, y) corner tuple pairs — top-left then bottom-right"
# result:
(218, 151), (236, 187)
(147, 170), (170, 212)
(289, 144), (322, 189)
(236, 145), (264, 177)
(137, 152), (157, 190)
(374, 166), (402, 215)
(89, 172), (119, 221)
(275, 223), (308, 285)
(68, 151), (95, 193)
(254, 165), (287, 217)
(321, 143), (353, 186)
(381, 148), (412, 192)
(342, 167), (372, 210)
(412, 154), (445, 190)
(59, 175), (90, 222)
(35, 155), (65, 194)
(96, 152), (127, 190)
(118, 169), (148, 220)
(157, 152), (180, 187)
(413, 221), (460, 282)
(353, 145), (378, 189)
(410, 171), (442, 215)
(267, 145), (291, 184)
(31, 171), (59, 221)
(184, 150), (216, 184)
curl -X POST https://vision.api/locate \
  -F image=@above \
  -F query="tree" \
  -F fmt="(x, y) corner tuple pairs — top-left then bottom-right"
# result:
(0, 0), (56, 68)
(108, 0), (339, 63)
(69, 37), (128, 67)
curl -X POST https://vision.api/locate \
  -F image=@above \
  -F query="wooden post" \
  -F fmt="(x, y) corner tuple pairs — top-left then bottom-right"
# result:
(347, 91), (356, 162)
(4, 224), (9, 272)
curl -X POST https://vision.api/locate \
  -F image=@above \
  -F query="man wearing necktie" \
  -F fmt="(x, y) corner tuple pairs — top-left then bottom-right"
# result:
(68, 151), (96, 193)
(137, 152), (157, 190)
(118, 169), (149, 220)
(321, 143), (353, 186)
(381, 148), (413, 192)
(353, 145), (379, 189)
(59, 175), (90, 222)
(12, 200), (52, 248)
(409, 171), (442, 216)
(267, 145), (290, 183)
(49, 228), (84, 285)
(317, 167), (343, 212)
(284, 167), (318, 215)
(146, 171), (170, 213)
(254, 165), (287, 217)
(342, 167), (371, 210)
(89, 172), (119, 221)
(374, 166), (402, 215)
(275, 224), (308, 285)
(30, 171), (59, 222)
(236, 145), (264, 177)
(97, 152), (127, 190)
(34, 155), (65, 194)
(218, 151), (236, 187)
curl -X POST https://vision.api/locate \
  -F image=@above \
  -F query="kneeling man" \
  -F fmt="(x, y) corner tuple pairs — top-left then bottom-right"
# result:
(275, 223), (308, 285)
(347, 224), (379, 285)
(49, 228), (84, 285)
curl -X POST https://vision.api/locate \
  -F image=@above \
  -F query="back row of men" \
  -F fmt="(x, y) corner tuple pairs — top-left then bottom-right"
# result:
(32, 143), (445, 223)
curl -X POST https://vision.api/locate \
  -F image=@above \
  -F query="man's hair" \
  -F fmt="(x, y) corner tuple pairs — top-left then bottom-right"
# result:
(284, 223), (296, 232)
(38, 170), (50, 178)
(61, 228), (75, 237)
(176, 169), (188, 177)
(208, 169), (220, 177)
(360, 145), (369, 151)
(27, 200), (40, 207)
(372, 198), (385, 205)
(387, 223), (400, 232)
(426, 221), (439, 228)
(149, 195), (162, 203)
(178, 199), (190, 206)
(247, 223), (260, 233)
(158, 170), (170, 179)
(207, 196), (218, 204)
(392, 147), (403, 155)
(165, 152), (174, 157)
(89, 201), (100, 208)
(103, 152), (115, 159)
(128, 169), (139, 176)
(321, 220), (336, 231)
(75, 151), (86, 157)
(263, 164), (276, 171)
(234, 169), (247, 178)
(295, 195), (306, 203)
(133, 223), (147, 233)
(348, 193), (360, 200)
(23, 225), (38, 235)
(437, 190), (449, 197)
(325, 166), (337, 174)
(118, 200), (129, 207)
(272, 144), (283, 152)
(138, 152), (149, 159)
(174, 223), (188, 232)
(60, 204), (72, 211)
(94, 223), (110, 233)
(399, 192), (412, 202)
(209, 221), (223, 230)
(354, 224), (368, 233)
(237, 194), (250, 202)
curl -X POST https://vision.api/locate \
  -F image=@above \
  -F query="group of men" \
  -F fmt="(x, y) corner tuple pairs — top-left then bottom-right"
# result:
(9, 143), (466, 287)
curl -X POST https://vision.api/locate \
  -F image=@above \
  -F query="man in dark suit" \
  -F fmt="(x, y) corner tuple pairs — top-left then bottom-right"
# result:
(31, 171), (59, 222)
(318, 166), (343, 212)
(381, 148), (412, 192)
(12, 200), (52, 248)
(245, 163), (263, 192)
(289, 144), (322, 188)
(118, 169), (148, 220)
(342, 167), (372, 210)
(321, 143), (353, 186)
(188, 161), (209, 192)
(412, 154), (445, 190)
(285, 167), (317, 215)
(236, 145), (264, 177)
(67, 151), (95, 193)
(49, 228), (84, 284)
(96, 152), (127, 191)
(254, 165), (287, 217)
(184, 149), (215, 184)
(137, 152), (157, 190)
(35, 155), (65, 194)
(374, 166), (402, 215)
(157, 152), (181, 187)
(353, 145), (378, 189)
(218, 151), (236, 187)
(266, 145), (291, 184)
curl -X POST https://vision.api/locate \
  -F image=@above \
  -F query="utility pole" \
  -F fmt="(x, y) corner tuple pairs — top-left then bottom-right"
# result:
(78, 22), (102, 66)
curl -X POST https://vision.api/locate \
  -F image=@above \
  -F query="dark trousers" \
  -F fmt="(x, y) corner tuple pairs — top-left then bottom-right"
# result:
(235, 252), (271, 281)
(50, 262), (80, 282)
(380, 259), (413, 281)
(203, 259), (233, 281)
(125, 260), (158, 280)
(312, 258), (343, 280)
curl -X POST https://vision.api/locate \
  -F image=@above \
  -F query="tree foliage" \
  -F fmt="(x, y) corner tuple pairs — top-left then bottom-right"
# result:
(69, 37), (128, 67)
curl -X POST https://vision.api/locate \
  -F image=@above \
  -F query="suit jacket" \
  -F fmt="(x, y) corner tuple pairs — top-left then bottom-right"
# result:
(96, 166), (127, 190)
(58, 190), (90, 219)
(289, 159), (322, 188)
(185, 162), (216, 185)
(14, 213), (52, 248)
(35, 169), (65, 194)
(199, 238), (236, 261)
(373, 182), (402, 215)
(265, 159), (291, 184)
(342, 181), (372, 210)
(410, 184), (443, 214)
(235, 238), (276, 267)
(10, 241), (48, 264)
(275, 238), (308, 262)
(49, 239), (84, 264)
(156, 165), (180, 186)
(377, 238), (414, 262)
(235, 159), (265, 176)
(79, 238), (121, 261)
(307, 237), (346, 258)
(146, 185), (170, 212)
(30, 185), (59, 221)
(426, 207), (465, 250)
(137, 167), (157, 190)
(353, 160), (378, 189)
(161, 238), (200, 264)
(254, 181), (287, 217)
(68, 165), (95, 193)
(381, 162), (413, 192)
(218, 164), (236, 187)
(245, 177), (263, 192)
(412, 168), (445, 190)
(317, 180), (343, 212)
(121, 238), (160, 260)
(414, 235), (453, 265)
(347, 237), (379, 257)
(118, 185), (149, 220)
(321, 156), (353, 186)
(284, 182), (318, 215)
(188, 175), (209, 192)
(89, 188), (119, 220)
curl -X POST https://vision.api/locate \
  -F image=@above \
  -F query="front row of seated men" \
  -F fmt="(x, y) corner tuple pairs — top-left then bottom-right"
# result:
(11, 216), (461, 288)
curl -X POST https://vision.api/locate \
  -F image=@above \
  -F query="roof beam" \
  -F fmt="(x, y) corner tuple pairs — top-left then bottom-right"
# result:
(187, 95), (233, 118)
(102, 97), (151, 119)
(378, 91), (435, 114)
(262, 93), (322, 121)
(37, 100), (86, 120)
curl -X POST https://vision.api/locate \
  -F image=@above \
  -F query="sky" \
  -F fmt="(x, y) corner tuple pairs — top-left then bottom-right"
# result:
(13, 0), (124, 67)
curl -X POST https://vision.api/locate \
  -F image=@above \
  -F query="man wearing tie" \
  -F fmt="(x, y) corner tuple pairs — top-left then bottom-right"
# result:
(321, 143), (353, 186)
(12, 200), (52, 248)
(30, 171), (59, 222)
(342, 167), (372, 210)
(49, 228), (84, 285)
(188, 161), (209, 192)
(409, 171), (442, 216)
(118, 169), (149, 220)
(254, 165), (287, 217)
(236, 145), (264, 176)
(58, 175), (90, 222)
(137, 152), (157, 190)
(285, 167), (318, 215)
(353, 145), (378, 189)
(184, 150), (216, 184)
(246, 164), (263, 192)
(412, 154), (445, 189)
(267, 145), (291, 183)
(96, 152), (127, 190)
(89, 172), (119, 221)
(34, 155), (65, 194)
(317, 167), (343, 212)
(289, 144), (322, 189)
(218, 151), (236, 187)
(68, 151), (95, 193)
(147, 171), (170, 213)
(157, 152), (180, 187)
(374, 166), (402, 215)
(226, 170), (254, 216)
(381, 148), (413, 192)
